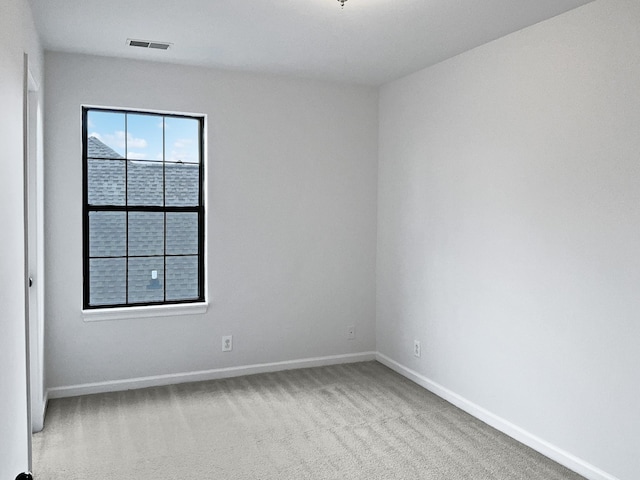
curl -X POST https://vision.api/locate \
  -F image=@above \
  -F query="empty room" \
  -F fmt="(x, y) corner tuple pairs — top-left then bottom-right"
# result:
(1, 0), (638, 479)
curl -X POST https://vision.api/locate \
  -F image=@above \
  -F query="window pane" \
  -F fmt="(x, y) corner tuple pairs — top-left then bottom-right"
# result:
(127, 161), (163, 206)
(86, 111), (125, 157)
(89, 211), (126, 257)
(165, 163), (199, 206)
(84, 109), (205, 308)
(89, 258), (126, 306)
(166, 212), (198, 255)
(128, 257), (164, 303)
(126, 113), (163, 161)
(88, 159), (125, 206)
(128, 212), (164, 256)
(166, 256), (199, 301)
(165, 117), (200, 164)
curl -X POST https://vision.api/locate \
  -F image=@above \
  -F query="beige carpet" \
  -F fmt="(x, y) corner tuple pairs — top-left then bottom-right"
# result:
(33, 361), (584, 479)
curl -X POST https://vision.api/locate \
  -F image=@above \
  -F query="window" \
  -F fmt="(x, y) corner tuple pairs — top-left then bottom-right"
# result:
(82, 107), (205, 309)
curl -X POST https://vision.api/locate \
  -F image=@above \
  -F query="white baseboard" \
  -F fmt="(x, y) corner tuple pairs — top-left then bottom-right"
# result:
(376, 353), (619, 480)
(31, 390), (48, 433)
(47, 351), (377, 400)
(43, 389), (49, 416)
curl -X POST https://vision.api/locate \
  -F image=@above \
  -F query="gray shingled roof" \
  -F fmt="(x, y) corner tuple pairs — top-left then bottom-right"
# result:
(87, 136), (201, 306)
(87, 136), (122, 158)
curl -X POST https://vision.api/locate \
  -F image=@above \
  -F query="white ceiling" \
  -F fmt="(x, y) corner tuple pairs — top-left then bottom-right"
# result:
(29, 0), (595, 86)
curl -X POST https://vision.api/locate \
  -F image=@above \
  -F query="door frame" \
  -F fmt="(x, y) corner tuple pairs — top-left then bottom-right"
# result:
(21, 51), (34, 475)
(25, 58), (46, 434)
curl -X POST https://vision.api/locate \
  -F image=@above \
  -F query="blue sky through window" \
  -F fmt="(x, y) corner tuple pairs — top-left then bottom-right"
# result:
(87, 110), (200, 163)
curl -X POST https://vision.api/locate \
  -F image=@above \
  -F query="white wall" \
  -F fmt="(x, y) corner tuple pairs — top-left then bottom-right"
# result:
(44, 52), (378, 389)
(0, 0), (43, 476)
(377, 0), (639, 479)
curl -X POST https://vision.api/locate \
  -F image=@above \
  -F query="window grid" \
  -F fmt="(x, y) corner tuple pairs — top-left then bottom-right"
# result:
(124, 113), (129, 304)
(82, 107), (205, 309)
(163, 117), (167, 303)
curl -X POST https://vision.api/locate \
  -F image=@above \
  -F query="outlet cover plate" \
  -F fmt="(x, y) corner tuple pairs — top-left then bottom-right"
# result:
(414, 340), (421, 358)
(222, 335), (233, 352)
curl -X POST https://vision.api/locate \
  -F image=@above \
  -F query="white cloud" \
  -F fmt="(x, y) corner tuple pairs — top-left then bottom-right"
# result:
(167, 149), (198, 163)
(125, 132), (148, 149)
(164, 138), (197, 162)
(173, 138), (193, 149)
(127, 152), (148, 160)
(89, 130), (147, 150)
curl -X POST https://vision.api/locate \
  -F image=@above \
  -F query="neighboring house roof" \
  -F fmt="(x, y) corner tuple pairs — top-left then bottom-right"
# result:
(87, 136), (122, 158)
(87, 136), (201, 306)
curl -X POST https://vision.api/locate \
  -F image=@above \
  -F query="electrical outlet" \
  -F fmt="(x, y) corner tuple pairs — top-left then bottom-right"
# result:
(222, 335), (233, 352)
(414, 340), (421, 358)
(347, 325), (356, 340)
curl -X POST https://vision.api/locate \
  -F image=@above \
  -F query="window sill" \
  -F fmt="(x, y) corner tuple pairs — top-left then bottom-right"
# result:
(82, 302), (208, 322)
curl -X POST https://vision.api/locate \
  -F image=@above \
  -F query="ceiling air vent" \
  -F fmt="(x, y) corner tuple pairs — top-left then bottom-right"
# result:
(149, 42), (171, 50)
(127, 39), (172, 50)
